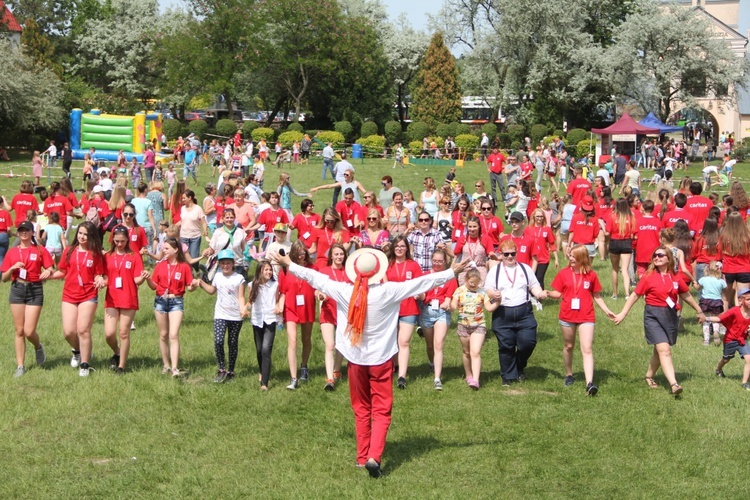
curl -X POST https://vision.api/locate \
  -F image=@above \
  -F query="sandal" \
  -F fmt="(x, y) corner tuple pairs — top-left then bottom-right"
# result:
(645, 377), (659, 389)
(671, 383), (683, 396)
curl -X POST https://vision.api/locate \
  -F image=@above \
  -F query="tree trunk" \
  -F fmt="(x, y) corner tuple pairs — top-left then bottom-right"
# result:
(396, 83), (406, 127)
(266, 97), (286, 127)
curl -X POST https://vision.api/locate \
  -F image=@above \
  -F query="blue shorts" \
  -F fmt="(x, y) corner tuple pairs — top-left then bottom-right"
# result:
(154, 296), (184, 313)
(419, 306), (451, 328)
(722, 340), (750, 360)
(398, 314), (419, 325)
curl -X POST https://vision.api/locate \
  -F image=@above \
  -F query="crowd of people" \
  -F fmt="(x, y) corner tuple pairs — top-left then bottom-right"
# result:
(2, 138), (750, 402)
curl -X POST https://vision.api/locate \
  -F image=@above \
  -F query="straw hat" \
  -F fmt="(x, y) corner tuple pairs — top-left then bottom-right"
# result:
(345, 247), (388, 285)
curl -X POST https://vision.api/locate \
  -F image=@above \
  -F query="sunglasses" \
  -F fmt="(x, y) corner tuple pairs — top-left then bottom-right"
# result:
(502, 252), (517, 257)
(481, 207), (492, 211)
(123, 213), (135, 218)
(441, 201), (449, 205)
(113, 239), (128, 244)
(367, 217), (378, 221)
(653, 252), (668, 259)
(325, 219), (335, 223)
(419, 218), (431, 222)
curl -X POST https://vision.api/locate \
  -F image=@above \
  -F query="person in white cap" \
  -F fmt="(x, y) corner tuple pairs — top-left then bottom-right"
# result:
(271, 246), (469, 478)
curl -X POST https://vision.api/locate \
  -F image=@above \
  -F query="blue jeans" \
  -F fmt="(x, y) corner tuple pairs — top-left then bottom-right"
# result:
(183, 162), (197, 183)
(322, 158), (334, 180)
(0, 232), (9, 269)
(181, 236), (201, 261)
(154, 296), (184, 313)
(491, 302), (538, 381)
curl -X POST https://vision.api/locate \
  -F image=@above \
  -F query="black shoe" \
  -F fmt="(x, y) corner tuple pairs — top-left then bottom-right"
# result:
(300, 366), (309, 382)
(564, 375), (575, 386)
(397, 377), (406, 390)
(715, 369), (726, 378)
(502, 378), (511, 387)
(109, 355), (120, 371)
(518, 372), (526, 382)
(416, 326), (424, 338)
(586, 382), (598, 396)
(324, 380), (335, 392)
(365, 458), (382, 479)
(115, 367), (125, 376)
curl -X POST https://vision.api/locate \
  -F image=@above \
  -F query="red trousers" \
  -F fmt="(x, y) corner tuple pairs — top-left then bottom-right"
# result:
(348, 360), (393, 465)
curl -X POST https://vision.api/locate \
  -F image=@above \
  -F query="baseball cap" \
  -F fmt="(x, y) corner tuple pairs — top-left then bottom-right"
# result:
(17, 221), (34, 232)
(217, 249), (234, 261)
(92, 185), (103, 193)
(509, 211), (525, 222)
(273, 223), (288, 232)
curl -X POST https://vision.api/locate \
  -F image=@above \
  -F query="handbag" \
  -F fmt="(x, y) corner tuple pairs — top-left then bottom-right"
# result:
(101, 213), (120, 232)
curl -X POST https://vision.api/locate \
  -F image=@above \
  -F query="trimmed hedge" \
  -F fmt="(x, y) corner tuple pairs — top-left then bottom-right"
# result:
(384, 121), (402, 146)
(455, 134), (479, 154)
(407, 121), (431, 143)
(577, 139), (594, 158)
(436, 122), (457, 139)
(317, 130), (346, 147)
(506, 124), (525, 144)
(162, 119), (185, 140)
(215, 119), (238, 137)
(361, 121), (378, 138)
(278, 130), (304, 148)
(187, 119), (208, 138)
(355, 134), (386, 151)
(286, 123), (303, 133)
(566, 128), (588, 147)
(408, 140), (423, 154)
(480, 123), (498, 138)
(251, 127), (275, 142)
(242, 120), (259, 137)
(334, 121), (354, 142)
(530, 124), (548, 145)
(455, 123), (471, 136)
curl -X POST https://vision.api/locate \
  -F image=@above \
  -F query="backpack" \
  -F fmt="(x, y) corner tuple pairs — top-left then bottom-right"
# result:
(86, 205), (100, 227)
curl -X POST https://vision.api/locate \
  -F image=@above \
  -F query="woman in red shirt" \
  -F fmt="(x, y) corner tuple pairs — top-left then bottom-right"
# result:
(316, 243), (350, 390)
(614, 246), (705, 396)
(567, 196), (599, 258)
(146, 237), (197, 377)
(692, 217), (720, 287)
(8, 180), (39, 228)
(291, 199), (321, 250)
(605, 199), (638, 299)
(386, 235), (423, 389)
(527, 208), (558, 288)
(50, 221), (107, 376)
(0, 197), (12, 267)
(548, 245), (614, 396)
(450, 195), (472, 245)
(453, 215), (494, 286)
(104, 226), (149, 373)
(595, 187), (613, 261)
(279, 241), (316, 390)
(418, 249), (458, 391)
(309, 207), (351, 270)
(43, 181), (74, 232)
(0, 220), (54, 377)
(116, 203), (149, 255)
(718, 212), (750, 306)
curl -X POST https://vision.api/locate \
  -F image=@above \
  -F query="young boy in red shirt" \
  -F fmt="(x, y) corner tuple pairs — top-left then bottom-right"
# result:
(706, 287), (750, 390)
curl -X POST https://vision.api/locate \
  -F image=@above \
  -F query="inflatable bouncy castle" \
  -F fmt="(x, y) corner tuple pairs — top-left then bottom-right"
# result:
(69, 108), (168, 162)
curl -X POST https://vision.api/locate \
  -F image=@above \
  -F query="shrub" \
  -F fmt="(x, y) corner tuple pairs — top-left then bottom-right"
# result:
(316, 130), (346, 147)
(542, 135), (557, 146)
(566, 128), (588, 147)
(305, 130), (319, 137)
(355, 135), (386, 152)
(497, 133), (511, 148)
(408, 140), (423, 154)
(454, 123), (471, 136)
(407, 121), (431, 143)
(334, 121), (354, 142)
(277, 130), (304, 148)
(455, 134), (479, 156)
(187, 119), (208, 138)
(286, 122), (303, 133)
(511, 141), (522, 152)
(215, 118), (238, 137)
(506, 124), (526, 144)
(360, 121), (378, 138)
(577, 139), (594, 158)
(530, 124), (548, 145)
(481, 123), (498, 138)
(242, 120), (259, 137)
(162, 119), (184, 141)
(733, 146), (748, 162)
(552, 129), (564, 139)
(436, 122), (457, 139)
(384, 120), (402, 146)
(251, 127), (275, 142)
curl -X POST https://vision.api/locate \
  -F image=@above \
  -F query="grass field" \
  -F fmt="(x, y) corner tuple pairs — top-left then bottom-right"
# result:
(1, 150), (749, 498)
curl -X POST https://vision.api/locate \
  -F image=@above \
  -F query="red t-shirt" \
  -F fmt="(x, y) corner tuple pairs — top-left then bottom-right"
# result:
(104, 251), (144, 309)
(43, 195), (74, 230)
(718, 243), (750, 274)
(0, 245), (54, 282)
(151, 260), (193, 296)
(278, 266), (316, 323)
(605, 214), (637, 240)
(291, 213), (322, 249)
(11, 193), (39, 227)
(257, 207), (290, 231)
(478, 215), (503, 248)
(718, 307), (750, 345)
(423, 272), (458, 304)
(312, 228), (351, 269)
(525, 196), (539, 221)
(214, 198), (225, 221)
(58, 248), (106, 303)
(335, 200), (362, 235)
(569, 213), (600, 244)
(692, 236), (721, 265)
(500, 233), (536, 266)
(567, 178), (592, 207)
(633, 214), (661, 263)
(634, 270), (688, 307)
(595, 199), (613, 222)
(519, 161), (534, 180)
(525, 225), (556, 264)
(90, 196), (111, 219)
(451, 211), (467, 242)
(385, 259), (423, 316)
(660, 209), (693, 230)
(685, 195), (712, 233)
(67, 192), (80, 209)
(487, 153), (506, 174)
(0, 209), (12, 232)
(551, 267), (602, 323)
(110, 225), (149, 254)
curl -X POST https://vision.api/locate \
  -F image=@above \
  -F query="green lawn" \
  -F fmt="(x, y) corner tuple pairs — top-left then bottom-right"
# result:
(0, 151), (749, 497)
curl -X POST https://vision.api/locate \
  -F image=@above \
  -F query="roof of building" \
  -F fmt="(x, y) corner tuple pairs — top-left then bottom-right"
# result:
(0, 1), (23, 33)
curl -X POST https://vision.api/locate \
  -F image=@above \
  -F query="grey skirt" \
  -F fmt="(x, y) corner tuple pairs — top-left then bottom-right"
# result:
(643, 304), (679, 346)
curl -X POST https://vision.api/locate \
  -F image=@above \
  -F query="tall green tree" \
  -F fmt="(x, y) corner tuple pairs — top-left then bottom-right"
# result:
(384, 14), (429, 127)
(20, 16), (62, 75)
(410, 32), (462, 127)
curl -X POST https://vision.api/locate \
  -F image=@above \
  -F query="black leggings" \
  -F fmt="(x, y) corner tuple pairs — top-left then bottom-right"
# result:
(535, 263), (549, 289)
(213, 319), (243, 372)
(254, 322), (276, 386)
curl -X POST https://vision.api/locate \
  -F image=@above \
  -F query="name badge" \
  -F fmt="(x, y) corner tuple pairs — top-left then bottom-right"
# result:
(86, 260), (93, 267)
(571, 298), (581, 310)
(666, 297), (676, 308)
(296, 294), (305, 306)
(520, 246), (527, 253)
(19, 269), (27, 280)
(175, 272), (182, 280)
(125, 261), (132, 269)
(131, 235), (138, 241)
(583, 281), (590, 290)
(406, 271), (412, 279)
(455, 229), (461, 237)
(430, 299), (439, 309)
(29, 253), (37, 261)
(491, 223), (497, 229)
(302, 231), (310, 240)
(346, 219), (353, 227)
(115, 277), (123, 289)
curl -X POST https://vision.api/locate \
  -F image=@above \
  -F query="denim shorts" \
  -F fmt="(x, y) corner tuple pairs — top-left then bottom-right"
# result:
(398, 314), (419, 325)
(558, 320), (595, 328)
(722, 340), (750, 360)
(154, 296), (184, 313)
(419, 306), (451, 328)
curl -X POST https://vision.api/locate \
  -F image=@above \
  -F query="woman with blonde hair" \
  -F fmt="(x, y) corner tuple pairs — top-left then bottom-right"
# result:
(729, 181), (750, 216)
(385, 191), (411, 237)
(309, 207), (351, 270)
(356, 208), (389, 249)
(605, 198), (637, 299)
(419, 177), (438, 217)
(108, 185), (127, 221)
(718, 212), (750, 306)
(528, 207), (558, 287)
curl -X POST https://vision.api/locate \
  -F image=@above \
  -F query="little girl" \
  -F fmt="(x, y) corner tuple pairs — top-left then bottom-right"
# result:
(165, 163), (177, 199)
(246, 260), (282, 391)
(451, 268), (495, 390)
(117, 150), (128, 177)
(42, 212), (66, 264)
(196, 249), (247, 383)
(292, 140), (300, 163)
(403, 190), (418, 225)
(130, 157), (141, 188)
(695, 260), (727, 346)
(153, 162), (164, 182)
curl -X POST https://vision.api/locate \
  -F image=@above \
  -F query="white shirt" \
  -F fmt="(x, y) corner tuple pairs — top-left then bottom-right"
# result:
(334, 160), (354, 183)
(595, 168), (610, 186)
(703, 166), (719, 175)
(323, 145), (334, 159)
(484, 263), (540, 307)
(211, 272), (245, 321)
(249, 280), (281, 327)
(289, 263), (456, 365)
(99, 177), (113, 191)
(45, 144), (57, 157)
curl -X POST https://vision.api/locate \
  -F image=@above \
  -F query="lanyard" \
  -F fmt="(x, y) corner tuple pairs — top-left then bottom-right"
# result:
(331, 266), (343, 282)
(394, 260), (407, 281)
(165, 262), (178, 294)
(75, 249), (87, 277)
(571, 269), (582, 296)
(503, 264), (517, 286)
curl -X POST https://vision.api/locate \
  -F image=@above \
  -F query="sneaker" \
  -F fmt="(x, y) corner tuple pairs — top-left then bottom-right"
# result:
(333, 370), (343, 382)
(364, 458), (382, 479)
(703, 340), (710, 346)
(13, 366), (26, 378)
(214, 370), (227, 383)
(35, 344), (46, 366)
(397, 376), (407, 390)
(324, 379), (335, 392)
(586, 382), (599, 396)
(716, 369), (726, 378)
(286, 378), (298, 390)
(502, 378), (511, 387)
(434, 379), (443, 391)
(743, 383), (750, 390)
(225, 372), (235, 382)
(469, 379), (480, 390)
(518, 371), (526, 382)
(79, 364), (95, 377)
(161, 366), (171, 375)
(466, 376), (474, 387)
(115, 367), (125, 376)
(564, 375), (575, 386)
(300, 366), (309, 382)
(130, 321), (136, 331)
(109, 355), (120, 371)
(260, 385), (268, 392)
(70, 350), (81, 368)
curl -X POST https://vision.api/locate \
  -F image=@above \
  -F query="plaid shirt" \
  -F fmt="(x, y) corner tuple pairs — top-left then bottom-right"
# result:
(408, 228), (443, 272)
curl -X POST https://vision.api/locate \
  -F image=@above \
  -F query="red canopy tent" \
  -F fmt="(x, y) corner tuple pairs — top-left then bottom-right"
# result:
(591, 113), (660, 163)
